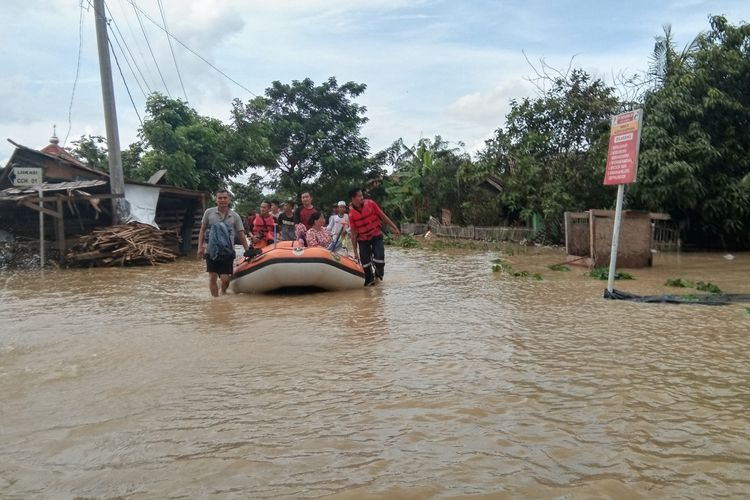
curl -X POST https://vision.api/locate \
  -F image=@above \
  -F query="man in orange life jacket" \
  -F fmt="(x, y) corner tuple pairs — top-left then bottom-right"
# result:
(252, 200), (276, 246)
(348, 187), (400, 286)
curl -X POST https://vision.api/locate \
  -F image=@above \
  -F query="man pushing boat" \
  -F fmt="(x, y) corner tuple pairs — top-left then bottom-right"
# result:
(347, 187), (400, 286)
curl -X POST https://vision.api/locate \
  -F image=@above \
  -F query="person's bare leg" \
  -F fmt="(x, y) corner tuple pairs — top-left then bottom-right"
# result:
(220, 275), (231, 294)
(208, 272), (219, 297)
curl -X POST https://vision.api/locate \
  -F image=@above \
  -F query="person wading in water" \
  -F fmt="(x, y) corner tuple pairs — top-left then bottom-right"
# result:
(197, 189), (249, 297)
(347, 187), (400, 286)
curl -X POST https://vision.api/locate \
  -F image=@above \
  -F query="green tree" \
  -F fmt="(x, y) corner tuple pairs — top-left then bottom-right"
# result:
(135, 93), (248, 191)
(229, 173), (265, 216)
(381, 137), (474, 223)
(231, 77), (370, 198)
(70, 135), (108, 172)
(631, 16), (750, 248)
(647, 24), (701, 89)
(478, 69), (620, 240)
(69, 135), (143, 181)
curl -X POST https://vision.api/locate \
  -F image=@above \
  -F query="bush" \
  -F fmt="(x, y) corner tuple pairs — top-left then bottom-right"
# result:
(587, 268), (633, 280)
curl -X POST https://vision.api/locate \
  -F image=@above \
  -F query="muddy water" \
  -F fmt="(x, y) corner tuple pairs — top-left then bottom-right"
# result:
(1, 247), (749, 498)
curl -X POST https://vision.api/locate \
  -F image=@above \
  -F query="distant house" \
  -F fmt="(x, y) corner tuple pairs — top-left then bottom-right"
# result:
(0, 134), (208, 256)
(478, 173), (503, 193)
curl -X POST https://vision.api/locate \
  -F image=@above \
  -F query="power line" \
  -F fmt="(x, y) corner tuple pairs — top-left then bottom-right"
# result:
(64, 1), (87, 146)
(105, 0), (152, 95)
(108, 15), (148, 99)
(156, 0), (188, 102)
(115, 0), (157, 91)
(129, 0), (171, 96)
(124, 0), (257, 97)
(108, 36), (144, 126)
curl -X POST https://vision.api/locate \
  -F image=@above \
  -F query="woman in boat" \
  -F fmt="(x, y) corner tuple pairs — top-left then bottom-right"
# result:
(305, 211), (332, 248)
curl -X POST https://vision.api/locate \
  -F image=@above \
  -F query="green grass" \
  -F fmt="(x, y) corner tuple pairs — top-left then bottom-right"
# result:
(384, 234), (419, 248)
(587, 267), (633, 280)
(696, 281), (722, 294)
(548, 263), (570, 272)
(664, 277), (722, 294)
(665, 278), (695, 288)
(491, 258), (542, 280)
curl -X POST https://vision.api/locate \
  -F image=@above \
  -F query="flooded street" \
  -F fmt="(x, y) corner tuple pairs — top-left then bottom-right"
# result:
(1, 246), (749, 498)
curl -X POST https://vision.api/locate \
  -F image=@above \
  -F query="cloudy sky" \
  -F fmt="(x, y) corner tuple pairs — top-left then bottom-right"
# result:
(1, 0), (749, 167)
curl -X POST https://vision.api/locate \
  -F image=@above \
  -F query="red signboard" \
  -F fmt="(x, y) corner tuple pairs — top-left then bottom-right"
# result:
(603, 109), (643, 185)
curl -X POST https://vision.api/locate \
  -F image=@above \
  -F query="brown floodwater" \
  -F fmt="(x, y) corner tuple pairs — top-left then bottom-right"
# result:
(1, 246), (749, 498)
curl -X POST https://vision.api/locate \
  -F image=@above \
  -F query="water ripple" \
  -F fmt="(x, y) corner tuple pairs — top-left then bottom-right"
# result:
(1, 249), (749, 497)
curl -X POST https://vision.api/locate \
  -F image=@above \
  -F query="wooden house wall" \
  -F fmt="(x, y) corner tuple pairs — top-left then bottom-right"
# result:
(0, 201), (112, 242)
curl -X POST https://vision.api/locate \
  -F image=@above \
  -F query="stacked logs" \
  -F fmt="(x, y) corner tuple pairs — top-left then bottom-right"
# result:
(66, 223), (181, 266)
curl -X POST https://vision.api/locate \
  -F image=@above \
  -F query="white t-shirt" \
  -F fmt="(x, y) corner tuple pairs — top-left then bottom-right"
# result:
(327, 213), (349, 239)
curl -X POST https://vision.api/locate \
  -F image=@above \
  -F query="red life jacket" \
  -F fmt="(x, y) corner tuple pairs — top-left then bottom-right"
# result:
(253, 214), (275, 240)
(349, 199), (383, 240)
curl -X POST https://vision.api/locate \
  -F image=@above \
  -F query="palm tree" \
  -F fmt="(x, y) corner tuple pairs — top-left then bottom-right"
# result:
(648, 24), (702, 88)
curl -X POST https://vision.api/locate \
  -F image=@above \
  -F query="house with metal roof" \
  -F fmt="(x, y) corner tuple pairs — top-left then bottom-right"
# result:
(0, 133), (208, 259)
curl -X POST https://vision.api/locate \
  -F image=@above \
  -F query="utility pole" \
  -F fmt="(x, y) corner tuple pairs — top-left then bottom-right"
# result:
(93, 0), (127, 224)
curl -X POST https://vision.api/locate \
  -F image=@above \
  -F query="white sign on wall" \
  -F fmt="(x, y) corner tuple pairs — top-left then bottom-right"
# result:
(10, 167), (43, 186)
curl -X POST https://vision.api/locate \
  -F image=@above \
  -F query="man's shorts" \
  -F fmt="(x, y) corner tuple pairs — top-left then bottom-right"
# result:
(206, 254), (235, 275)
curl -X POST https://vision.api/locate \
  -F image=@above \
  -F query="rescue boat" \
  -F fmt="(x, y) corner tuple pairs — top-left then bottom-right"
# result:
(230, 241), (365, 293)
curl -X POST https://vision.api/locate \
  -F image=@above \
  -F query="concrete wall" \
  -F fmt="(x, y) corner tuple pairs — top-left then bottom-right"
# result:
(565, 210), (654, 268)
(590, 210), (652, 268)
(565, 212), (590, 257)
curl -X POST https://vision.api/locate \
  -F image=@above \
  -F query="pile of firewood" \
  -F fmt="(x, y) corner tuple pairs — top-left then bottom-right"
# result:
(66, 223), (181, 266)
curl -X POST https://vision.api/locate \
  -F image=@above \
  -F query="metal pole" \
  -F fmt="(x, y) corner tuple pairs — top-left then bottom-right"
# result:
(39, 184), (45, 268)
(607, 184), (625, 293)
(93, 0), (126, 224)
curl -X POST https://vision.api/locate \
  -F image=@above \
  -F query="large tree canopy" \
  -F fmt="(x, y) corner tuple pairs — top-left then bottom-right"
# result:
(231, 77), (370, 199)
(478, 69), (620, 240)
(131, 94), (248, 192)
(631, 16), (750, 248)
(381, 137), (485, 224)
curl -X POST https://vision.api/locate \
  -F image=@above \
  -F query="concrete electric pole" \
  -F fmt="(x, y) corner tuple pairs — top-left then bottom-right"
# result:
(93, 0), (127, 224)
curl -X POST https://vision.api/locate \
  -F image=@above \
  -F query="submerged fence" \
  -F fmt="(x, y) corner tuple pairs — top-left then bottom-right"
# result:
(401, 218), (535, 242)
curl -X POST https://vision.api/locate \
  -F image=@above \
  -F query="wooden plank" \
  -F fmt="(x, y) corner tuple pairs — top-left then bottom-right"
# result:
(19, 200), (62, 218)
(55, 199), (66, 254)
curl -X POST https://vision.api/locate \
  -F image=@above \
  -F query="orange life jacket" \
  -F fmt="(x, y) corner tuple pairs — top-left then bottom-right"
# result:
(349, 199), (383, 240)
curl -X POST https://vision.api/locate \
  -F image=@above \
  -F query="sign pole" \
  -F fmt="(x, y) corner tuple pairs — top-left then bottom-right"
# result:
(38, 184), (45, 268)
(606, 184), (624, 293)
(603, 109), (643, 296)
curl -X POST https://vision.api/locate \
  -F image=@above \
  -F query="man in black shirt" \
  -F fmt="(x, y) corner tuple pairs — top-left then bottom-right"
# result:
(277, 200), (297, 241)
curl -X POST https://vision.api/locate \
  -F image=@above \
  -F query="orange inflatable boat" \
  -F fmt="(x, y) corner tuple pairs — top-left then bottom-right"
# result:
(230, 241), (365, 293)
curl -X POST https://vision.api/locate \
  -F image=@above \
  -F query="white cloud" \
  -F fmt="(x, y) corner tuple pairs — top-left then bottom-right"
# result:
(446, 81), (533, 127)
(2, 0), (750, 170)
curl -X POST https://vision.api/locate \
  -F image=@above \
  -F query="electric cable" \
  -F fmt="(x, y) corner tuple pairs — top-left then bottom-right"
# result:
(105, 0), (152, 95)
(64, 1), (87, 146)
(156, 0), (189, 102)
(115, 0), (157, 91)
(108, 36), (144, 126)
(124, 0), (257, 97)
(108, 18), (148, 99)
(130, 0), (171, 96)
